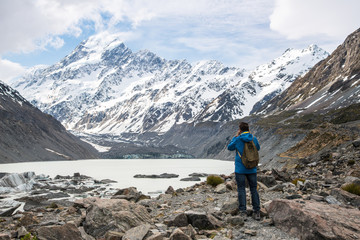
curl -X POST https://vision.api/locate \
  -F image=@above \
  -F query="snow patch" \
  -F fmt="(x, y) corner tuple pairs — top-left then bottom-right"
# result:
(45, 148), (71, 159)
(80, 139), (111, 153)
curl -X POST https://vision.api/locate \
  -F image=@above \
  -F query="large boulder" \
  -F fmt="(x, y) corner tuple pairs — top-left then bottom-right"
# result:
(111, 187), (149, 202)
(185, 211), (223, 230)
(167, 213), (189, 227)
(36, 223), (83, 240)
(257, 175), (277, 187)
(266, 199), (360, 240)
(220, 198), (238, 215)
(123, 224), (151, 240)
(80, 198), (152, 238)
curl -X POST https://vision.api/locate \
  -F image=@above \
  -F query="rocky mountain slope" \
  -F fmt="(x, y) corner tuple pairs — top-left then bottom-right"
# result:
(0, 81), (98, 163)
(254, 27), (360, 115)
(196, 45), (328, 122)
(8, 33), (328, 137)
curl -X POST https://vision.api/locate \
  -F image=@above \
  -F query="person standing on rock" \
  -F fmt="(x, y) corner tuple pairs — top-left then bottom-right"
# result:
(227, 122), (261, 220)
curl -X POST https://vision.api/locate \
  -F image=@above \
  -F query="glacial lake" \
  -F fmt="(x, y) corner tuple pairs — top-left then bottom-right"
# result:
(0, 159), (234, 195)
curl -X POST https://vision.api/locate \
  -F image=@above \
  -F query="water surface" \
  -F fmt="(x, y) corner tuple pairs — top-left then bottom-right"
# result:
(0, 159), (234, 195)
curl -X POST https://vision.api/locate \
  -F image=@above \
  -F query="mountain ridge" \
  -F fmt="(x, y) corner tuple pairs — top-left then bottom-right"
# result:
(0, 81), (98, 163)
(254, 28), (360, 115)
(8, 33), (329, 138)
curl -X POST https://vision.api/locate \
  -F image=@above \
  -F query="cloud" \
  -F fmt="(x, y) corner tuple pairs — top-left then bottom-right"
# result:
(270, 0), (360, 40)
(3, 0), (356, 72)
(0, 0), (98, 54)
(0, 58), (26, 82)
(0, 0), (274, 55)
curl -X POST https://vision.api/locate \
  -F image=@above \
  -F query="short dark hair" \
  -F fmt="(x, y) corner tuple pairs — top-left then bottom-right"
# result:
(239, 122), (249, 132)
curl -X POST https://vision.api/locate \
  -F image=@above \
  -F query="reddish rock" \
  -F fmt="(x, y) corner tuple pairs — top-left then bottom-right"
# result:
(80, 198), (152, 238)
(0, 233), (11, 240)
(266, 199), (360, 240)
(36, 223), (83, 240)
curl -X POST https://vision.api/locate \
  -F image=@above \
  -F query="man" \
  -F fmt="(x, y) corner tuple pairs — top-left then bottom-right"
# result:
(227, 122), (261, 220)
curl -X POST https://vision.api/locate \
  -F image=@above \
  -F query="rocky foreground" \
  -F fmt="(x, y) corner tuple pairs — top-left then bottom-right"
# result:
(0, 141), (360, 240)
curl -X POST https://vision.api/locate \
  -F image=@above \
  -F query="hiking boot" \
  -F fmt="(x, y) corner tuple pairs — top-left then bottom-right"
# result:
(253, 211), (261, 221)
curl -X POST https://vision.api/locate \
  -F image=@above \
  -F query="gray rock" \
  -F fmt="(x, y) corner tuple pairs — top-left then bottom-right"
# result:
(165, 186), (175, 195)
(268, 184), (285, 192)
(134, 173), (179, 179)
(226, 216), (244, 226)
(215, 183), (227, 194)
(96, 179), (117, 184)
(325, 196), (342, 205)
(303, 180), (316, 190)
(285, 194), (302, 200)
(167, 213), (189, 227)
(17, 226), (28, 238)
(257, 175), (277, 187)
(123, 224), (151, 240)
(185, 211), (222, 230)
(169, 228), (191, 240)
(0, 203), (21, 217)
(244, 229), (257, 236)
(344, 176), (359, 183)
(331, 188), (360, 207)
(189, 173), (208, 177)
(78, 227), (96, 240)
(310, 195), (324, 202)
(111, 187), (149, 202)
(180, 177), (201, 181)
(44, 192), (71, 199)
(104, 231), (124, 240)
(179, 224), (197, 239)
(220, 198), (238, 215)
(352, 138), (360, 148)
(145, 233), (164, 240)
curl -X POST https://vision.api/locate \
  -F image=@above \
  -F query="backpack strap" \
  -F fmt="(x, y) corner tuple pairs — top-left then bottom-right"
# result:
(236, 149), (242, 158)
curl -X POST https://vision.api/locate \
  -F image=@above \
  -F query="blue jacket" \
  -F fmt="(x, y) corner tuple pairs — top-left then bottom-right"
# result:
(227, 132), (260, 174)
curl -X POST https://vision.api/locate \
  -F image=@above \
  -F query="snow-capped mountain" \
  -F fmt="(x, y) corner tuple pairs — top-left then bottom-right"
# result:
(195, 45), (329, 122)
(8, 32), (328, 136)
(254, 27), (360, 115)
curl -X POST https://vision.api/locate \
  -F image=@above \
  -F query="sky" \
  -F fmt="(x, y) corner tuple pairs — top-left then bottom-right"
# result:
(0, 0), (359, 82)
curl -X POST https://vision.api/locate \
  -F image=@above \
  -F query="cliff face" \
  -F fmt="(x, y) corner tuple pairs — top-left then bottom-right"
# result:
(0, 81), (98, 163)
(254, 28), (360, 115)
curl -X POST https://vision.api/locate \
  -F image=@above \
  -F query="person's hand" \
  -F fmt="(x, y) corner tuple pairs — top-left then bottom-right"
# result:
(236, 129), (241, 137)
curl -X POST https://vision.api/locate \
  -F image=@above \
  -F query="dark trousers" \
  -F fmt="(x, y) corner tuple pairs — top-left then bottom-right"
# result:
(235, 172), (260, 212)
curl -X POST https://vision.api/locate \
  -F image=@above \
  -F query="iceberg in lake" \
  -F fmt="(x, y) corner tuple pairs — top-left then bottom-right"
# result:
(0, 172), (36, 193)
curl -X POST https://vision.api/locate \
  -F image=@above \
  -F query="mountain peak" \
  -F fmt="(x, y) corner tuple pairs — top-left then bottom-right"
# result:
(9, 33), (328, 136)
(253, 27), (360, 115)
(82, 32), (127, 51)
(0, 80), (28, 105)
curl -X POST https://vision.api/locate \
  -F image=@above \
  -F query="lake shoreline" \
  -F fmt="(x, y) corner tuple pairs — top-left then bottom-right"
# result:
(0, 159), (235, 196)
